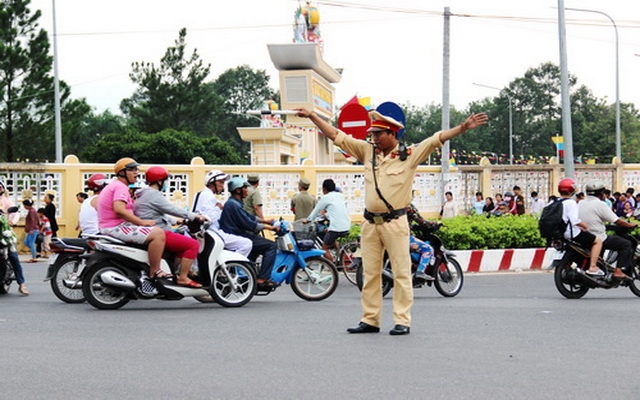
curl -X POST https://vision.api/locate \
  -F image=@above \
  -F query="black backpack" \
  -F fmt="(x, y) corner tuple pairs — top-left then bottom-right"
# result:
(538, 198), (569, 240)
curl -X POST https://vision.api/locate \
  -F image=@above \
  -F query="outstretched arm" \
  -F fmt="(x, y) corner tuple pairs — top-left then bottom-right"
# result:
(296, 108), (339, 141)
(438, 113), (488, 143)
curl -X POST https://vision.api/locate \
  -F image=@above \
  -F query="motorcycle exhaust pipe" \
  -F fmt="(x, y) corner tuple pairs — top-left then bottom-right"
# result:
(62, 278), (82, 289)
(99, 271), (136, 291)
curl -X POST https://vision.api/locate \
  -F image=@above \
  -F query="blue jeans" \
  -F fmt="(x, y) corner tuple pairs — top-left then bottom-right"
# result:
(7, 250), (26, 285)
(409, 236), (433, 273)
(24, 231), (38, 259)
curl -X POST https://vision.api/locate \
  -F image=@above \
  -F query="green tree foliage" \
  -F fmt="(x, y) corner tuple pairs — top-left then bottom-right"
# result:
(81, 128), (243, 165)
(121, 28), (222, 138)
(0, 0), (92, 162)
(402, 62), (640, 164)
(211, 65), (278, 151)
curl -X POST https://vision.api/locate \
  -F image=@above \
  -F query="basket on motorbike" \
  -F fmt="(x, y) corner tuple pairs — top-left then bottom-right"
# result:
(292, 220), (317, 250)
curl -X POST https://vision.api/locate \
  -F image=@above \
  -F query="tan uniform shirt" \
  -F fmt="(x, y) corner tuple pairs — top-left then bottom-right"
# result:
(291, 191), (317, 221)
(334, 131), (443, 212)
(243, 186), (262, 216)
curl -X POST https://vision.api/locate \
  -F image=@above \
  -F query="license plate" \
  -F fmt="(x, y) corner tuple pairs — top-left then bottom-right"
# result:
(47, 253), (58, 266)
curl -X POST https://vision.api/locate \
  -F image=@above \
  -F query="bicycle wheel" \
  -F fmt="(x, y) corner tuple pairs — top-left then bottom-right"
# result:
(339, 239), (360, 285)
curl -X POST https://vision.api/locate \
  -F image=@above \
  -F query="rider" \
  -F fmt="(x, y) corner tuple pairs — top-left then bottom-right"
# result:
(0, 180), (28, 295)
(78, 173), (107, 236)
(557, 178), (603, 276)
(406, 203), (436, 282)
(191, 170), (252, 257)
(578, 181), (637, 280)
(219, 177), (279, 288)
(303, 178), (350, 263)
(133, 166), (206, 287)
(97, 158), (168, 279)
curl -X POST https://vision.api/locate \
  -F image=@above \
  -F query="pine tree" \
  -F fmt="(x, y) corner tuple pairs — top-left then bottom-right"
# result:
(0, 0), (55, 161)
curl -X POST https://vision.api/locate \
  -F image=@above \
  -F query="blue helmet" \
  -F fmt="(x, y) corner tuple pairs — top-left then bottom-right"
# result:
(228, 177), (249, 192)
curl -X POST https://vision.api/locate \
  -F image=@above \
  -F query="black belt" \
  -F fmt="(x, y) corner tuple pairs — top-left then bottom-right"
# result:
(363, 208), (407, 224)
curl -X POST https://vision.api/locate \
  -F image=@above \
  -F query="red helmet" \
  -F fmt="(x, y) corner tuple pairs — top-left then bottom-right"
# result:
(558, 178), (576, 194)
(145, 166), (170, 183)
(86, 173), (107, 191)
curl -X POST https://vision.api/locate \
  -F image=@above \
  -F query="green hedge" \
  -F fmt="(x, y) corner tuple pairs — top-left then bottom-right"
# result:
(344, 214), (640, 251)
(436, 214), (546, 250)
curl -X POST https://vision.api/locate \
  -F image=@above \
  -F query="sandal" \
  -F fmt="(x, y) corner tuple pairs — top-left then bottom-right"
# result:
(176, 279), (202, 288)
(152, 270), (173, 280)
(18, 284), (29, 296)
(257, 279), (278, 288)
(26, 259), (38, 263)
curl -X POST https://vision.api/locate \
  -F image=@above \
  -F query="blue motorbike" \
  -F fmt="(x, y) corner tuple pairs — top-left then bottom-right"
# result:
(255, 219), (339, 301)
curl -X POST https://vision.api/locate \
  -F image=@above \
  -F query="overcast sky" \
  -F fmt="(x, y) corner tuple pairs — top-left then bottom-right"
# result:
(30, 0), (640, 117)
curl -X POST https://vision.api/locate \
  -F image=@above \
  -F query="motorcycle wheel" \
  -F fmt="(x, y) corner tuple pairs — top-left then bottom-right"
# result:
(554, 262), (589, 299)
(210, 262), (257, 307)
(82, 261), (131, 310)
(433, 258), (464, 297)
(628, 263), (640, 297)
(50, 255), (86, 303)
(291, 256), (338, 301)
(0, 258), (11, 294)
(355, 259), (393, 298)
(339, 240), (360, 286)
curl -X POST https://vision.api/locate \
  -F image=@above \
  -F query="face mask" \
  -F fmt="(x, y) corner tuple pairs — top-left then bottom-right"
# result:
(161, 181), (168, 192)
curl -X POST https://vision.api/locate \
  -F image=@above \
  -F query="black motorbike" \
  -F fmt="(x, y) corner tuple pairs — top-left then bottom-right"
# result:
(356, 222), (464, 298)
(552, 225), (640, 298)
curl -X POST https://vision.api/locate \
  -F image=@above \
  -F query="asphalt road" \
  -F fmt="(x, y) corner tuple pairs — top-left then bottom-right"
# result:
(2, 260), (640, 400)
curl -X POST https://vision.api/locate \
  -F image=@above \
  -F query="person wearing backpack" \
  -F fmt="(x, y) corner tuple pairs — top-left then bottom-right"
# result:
(557, 178), (603, 276)
(578, 181), (636, 279)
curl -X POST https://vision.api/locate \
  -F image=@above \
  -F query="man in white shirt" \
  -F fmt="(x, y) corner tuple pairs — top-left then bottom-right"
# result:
(192, 170), (252, 257)
(579, 181), (636, 280)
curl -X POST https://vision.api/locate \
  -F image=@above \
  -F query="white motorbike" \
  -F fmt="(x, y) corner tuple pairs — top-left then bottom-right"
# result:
(82, 219), (256, 310)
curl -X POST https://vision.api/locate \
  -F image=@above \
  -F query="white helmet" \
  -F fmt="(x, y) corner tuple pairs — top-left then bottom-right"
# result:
(204, 170), (229, 186)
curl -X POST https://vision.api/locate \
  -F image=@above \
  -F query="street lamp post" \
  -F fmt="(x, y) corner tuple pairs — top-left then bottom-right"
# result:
(52, 0), (62, 163)
(565, 7), (620, 161)
(472, 83), (513, 165)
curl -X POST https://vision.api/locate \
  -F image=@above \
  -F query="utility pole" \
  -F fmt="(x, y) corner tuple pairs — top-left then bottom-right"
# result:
(441, 7), (451, 191)
(557, 0), (574, 178)
(52, 0), (62, 163)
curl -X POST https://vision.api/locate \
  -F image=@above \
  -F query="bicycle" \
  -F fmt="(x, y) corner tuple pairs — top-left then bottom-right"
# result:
(304, 220), (360, 285)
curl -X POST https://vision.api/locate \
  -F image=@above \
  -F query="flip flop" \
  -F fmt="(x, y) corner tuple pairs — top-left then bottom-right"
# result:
(176, 279), (202, 288)
(26, 259), (38, 263)
(152, 270), (173, 280)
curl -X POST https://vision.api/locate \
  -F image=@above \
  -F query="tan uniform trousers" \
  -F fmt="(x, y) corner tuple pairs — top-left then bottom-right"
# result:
(360, 215), (412, 327)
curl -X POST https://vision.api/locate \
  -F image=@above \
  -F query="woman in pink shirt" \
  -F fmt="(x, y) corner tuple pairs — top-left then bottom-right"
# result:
(97, 158), (167, 279)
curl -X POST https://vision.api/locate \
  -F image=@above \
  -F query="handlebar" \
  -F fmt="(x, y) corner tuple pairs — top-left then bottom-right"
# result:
(246, 109), (299, 116)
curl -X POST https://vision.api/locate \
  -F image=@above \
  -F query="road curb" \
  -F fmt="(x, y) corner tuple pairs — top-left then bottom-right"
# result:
(454, 248), (555, 273)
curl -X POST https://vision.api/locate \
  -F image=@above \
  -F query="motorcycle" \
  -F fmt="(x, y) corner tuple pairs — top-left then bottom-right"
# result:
(81, 219), (257, 310)
(44, 236), (91, 303)
(355, 222), (464, 298)
(0, 206), (20, 295)
(253, 219), (339, 301)
(0, 243), (15, 294)
(552, 225), (640, 298)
